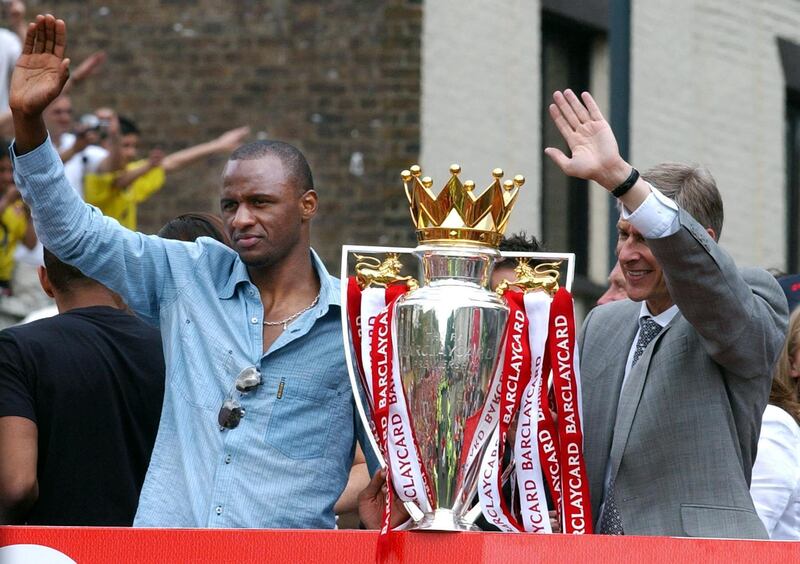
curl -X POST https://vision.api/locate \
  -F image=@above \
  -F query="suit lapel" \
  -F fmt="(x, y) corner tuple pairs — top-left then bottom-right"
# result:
(607, 314), (680, 482)
(582, 303), (639, 514)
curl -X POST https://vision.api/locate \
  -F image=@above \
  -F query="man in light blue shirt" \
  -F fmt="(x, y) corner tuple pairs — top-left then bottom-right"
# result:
(9, 15), (381, 528)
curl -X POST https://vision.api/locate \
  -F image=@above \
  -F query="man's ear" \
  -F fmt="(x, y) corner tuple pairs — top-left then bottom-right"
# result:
(299, 189), (318, 221)
(705, 227), (717, 241)
(37, 266), (55, 298)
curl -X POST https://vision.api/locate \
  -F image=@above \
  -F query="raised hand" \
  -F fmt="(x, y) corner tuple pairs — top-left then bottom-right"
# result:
(70, 51), (106, 84)
(214, 126), (250, 152)
(9, 14), (70, 118)
(544, 89), (630, 191)
(148, 149), (165, 168)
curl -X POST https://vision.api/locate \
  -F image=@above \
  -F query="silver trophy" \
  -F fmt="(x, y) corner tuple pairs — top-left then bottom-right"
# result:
(341, 164), (574, 531)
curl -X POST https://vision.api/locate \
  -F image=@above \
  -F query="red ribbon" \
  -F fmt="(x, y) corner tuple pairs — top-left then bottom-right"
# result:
(493, 291), (533, 531)
(346, 277), (368, 397)
(548, 288), (593, 534)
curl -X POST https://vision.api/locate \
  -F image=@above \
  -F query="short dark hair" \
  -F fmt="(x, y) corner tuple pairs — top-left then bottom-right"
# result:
(158, 212), (231, 246)
(43, 247), (93, 293)
(118, 115), (140, 137)
(229, 140), (314, 193)
(497, 231), (543, 269)
(640, 163), (724, 239)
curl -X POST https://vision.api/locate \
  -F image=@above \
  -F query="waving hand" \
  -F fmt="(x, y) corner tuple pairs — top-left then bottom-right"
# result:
(544, 89), (633, 191)
(10, 14), (70, 153)
(10, 14), (70, 117)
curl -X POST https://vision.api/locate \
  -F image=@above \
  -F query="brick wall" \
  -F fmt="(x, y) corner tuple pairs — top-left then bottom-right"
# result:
(28, 0), (422, 267)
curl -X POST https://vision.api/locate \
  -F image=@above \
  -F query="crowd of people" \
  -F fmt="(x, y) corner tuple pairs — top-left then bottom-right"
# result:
(0, 11), (798, 541)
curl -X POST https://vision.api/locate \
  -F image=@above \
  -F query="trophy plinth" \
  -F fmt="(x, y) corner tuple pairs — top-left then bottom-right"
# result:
(414, 508), (482, 532)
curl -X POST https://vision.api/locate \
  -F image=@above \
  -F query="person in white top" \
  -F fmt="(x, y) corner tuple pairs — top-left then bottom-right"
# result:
(0, 1), (26, 113)
(751, 307), (800, 540)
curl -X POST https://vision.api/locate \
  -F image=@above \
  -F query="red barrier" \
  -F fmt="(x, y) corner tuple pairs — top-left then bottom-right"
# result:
(0, 527), (798, 563)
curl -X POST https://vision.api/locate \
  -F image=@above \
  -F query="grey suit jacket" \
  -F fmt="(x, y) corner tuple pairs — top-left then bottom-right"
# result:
(579, 209), (788, 538)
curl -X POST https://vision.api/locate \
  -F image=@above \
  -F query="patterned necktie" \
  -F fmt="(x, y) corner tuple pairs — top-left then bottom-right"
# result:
(632, 316), (663, 367)
(599, 317), (664, 535)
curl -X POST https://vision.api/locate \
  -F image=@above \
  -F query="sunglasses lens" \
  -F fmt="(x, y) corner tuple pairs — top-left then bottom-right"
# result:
(235, 366), (262, 393)
(218, 398), (245, 429)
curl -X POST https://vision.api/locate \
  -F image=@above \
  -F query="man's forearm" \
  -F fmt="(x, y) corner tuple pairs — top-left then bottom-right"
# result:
(113, 163), (155, 189)
(12, 111), (48, 156)
(161, 140), (220, 173)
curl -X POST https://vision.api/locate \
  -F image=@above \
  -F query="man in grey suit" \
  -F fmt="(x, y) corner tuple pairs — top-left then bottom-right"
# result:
(545, 89), (788, 538)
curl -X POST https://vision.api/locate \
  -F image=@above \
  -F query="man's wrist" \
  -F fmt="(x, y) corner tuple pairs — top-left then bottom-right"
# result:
(597, 158), (634, 192)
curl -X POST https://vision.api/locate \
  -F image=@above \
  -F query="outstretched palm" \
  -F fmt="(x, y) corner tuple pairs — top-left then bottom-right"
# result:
(9, 15), (70, 117)
(544, 90), (626, 188)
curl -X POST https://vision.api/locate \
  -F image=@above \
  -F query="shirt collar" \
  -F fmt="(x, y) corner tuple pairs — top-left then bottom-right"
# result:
(217, 248), (340, 310)
(638, 301), (679, 328)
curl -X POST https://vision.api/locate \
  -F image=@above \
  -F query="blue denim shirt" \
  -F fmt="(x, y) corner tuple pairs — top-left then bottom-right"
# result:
(12, 138), (370, 528)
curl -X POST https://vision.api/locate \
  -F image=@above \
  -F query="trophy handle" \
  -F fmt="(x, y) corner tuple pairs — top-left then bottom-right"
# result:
(340, 245), (425, 524)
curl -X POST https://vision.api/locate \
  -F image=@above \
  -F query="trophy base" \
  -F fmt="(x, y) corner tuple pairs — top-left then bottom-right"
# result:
(411, 509), (480, 532)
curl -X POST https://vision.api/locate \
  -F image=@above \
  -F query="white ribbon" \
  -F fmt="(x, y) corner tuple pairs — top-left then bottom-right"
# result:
(514, 292), (551, 533)
(359, 288), (387, 400)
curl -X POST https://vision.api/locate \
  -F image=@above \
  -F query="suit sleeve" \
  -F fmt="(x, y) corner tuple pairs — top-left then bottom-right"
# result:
(648, 208), (788, 378)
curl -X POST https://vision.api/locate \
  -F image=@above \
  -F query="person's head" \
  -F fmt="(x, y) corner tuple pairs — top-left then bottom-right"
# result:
(617, 162), (724, 315)
(771, 308), (800, 423)
(220, 140), (317, 269)
(38, 248), (124, 311)
(491, 232), (543, 290)
(778, 274), (800, 313)
(597, 261), (627, 306)
(118, 116), (141, 165)
(0, 142), (12, 189)
(158, 212), (231, 246)
(43, 95), (73, 138)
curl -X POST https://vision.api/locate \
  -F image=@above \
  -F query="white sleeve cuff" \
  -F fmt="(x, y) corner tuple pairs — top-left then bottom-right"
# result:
(621, 182), (680, 239)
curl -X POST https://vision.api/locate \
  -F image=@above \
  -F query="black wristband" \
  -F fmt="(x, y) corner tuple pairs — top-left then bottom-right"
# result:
(611, 167), (640, 198)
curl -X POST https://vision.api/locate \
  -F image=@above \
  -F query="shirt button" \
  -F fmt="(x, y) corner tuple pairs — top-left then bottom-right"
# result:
(251, 317), (258, 324)
(215, 506), (223, 515)
(225, 455), (232, 464)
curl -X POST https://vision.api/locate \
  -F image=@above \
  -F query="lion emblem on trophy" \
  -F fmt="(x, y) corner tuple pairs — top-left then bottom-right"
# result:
(495, 259), (562, 296)
(354, 253), (419, 291)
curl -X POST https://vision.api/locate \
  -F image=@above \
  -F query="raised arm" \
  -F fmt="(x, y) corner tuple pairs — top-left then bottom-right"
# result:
(161, 126), (249, 172)
(545, 89), (787, 375)
(8, 15), (204, 323)
(113, 149), (163, 189)
(61, 50), (106, 95)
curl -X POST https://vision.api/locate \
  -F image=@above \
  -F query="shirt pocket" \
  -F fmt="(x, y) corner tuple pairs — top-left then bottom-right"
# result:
(264, 376), (346, 460)
(170, 318), (234, 411)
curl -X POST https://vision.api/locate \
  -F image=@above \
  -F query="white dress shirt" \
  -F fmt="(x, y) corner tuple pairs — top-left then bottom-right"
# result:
(751, 404), (800, 540)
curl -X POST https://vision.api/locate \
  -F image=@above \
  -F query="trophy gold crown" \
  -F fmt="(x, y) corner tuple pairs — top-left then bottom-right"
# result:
(401, 164), (524, 247)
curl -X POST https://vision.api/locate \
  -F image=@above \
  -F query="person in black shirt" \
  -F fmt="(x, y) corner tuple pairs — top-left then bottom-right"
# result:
(0, 247), (164, 525)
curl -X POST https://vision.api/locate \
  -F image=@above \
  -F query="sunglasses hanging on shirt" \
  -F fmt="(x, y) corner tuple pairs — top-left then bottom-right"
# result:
(218, 365), (262, 430)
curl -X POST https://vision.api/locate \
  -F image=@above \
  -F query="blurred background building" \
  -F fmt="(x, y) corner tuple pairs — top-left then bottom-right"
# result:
(35, 0), (800, 306)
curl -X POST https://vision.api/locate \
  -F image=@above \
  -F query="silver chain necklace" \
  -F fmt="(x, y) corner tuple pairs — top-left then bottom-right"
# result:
(262, 292), (321, 330)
